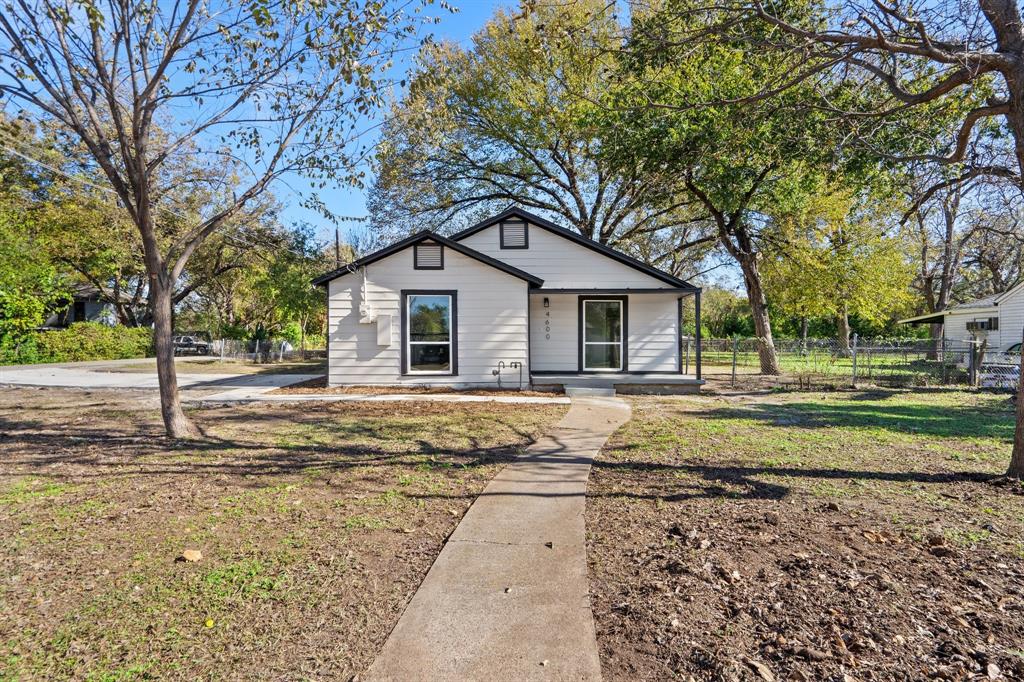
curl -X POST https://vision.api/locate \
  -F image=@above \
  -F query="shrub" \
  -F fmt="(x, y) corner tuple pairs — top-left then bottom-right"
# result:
(0, 323), (153, 365)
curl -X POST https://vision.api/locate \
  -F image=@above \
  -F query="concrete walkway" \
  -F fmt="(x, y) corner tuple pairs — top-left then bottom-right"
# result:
(364, 395), (631, 681)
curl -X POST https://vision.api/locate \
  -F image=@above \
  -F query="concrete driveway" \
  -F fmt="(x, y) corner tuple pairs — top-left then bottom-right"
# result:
(0, 358), (319, 396)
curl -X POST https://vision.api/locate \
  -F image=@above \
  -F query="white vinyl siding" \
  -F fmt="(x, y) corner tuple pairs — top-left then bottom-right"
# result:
(942, 313), (974, 345)
(628, 294), (682, 371)
(529, 293), (679, 372)
(328, 247), (529, 386)
(460, 222), (676, 289)
(943, 309), (1003, 347)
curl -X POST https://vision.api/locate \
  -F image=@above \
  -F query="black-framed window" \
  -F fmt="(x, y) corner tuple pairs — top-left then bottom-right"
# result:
(499, 220), (528, 249)
(413, 242), (444, 269)
(402, 290), (458, 375)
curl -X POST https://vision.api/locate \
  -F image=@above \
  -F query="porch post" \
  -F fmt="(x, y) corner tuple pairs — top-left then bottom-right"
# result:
(677, 296), (684, 374)
(695, 288), (702, 381)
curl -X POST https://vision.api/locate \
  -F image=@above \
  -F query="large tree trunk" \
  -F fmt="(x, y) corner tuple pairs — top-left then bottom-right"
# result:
(927, 321), (944, 361)
(738, 254), (781, 375)
(1009, 325), (1024, 477)
(837, 307), (851, 356)
(151, 275), (196, 438)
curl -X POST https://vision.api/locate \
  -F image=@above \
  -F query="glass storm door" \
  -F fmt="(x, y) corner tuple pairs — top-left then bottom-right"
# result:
(582, 299), (623, 371)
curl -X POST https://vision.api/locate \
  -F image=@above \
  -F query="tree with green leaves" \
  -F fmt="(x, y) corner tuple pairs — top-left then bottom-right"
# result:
(762, 185), (914, 352)
(0, 0), (430, 437)
(721, 0), (1024, 477)
(369, 0), (715, 275)
(595, 2), (855, 374)
(0, 210), (67, 342)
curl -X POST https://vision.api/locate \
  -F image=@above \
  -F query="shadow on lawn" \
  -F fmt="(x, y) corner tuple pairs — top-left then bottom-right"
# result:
(0, 408), (539, 484)
(698, 398), (1013, 441)
(591, 459), (994, 502)
(399, 456), (996, 503)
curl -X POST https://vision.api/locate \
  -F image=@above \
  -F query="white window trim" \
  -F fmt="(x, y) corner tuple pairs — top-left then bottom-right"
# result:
(406, 294), (453, 375)
(582, 299), (624, 372)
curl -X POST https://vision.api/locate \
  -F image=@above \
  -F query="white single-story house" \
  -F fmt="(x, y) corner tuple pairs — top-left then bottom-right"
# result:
(313, 207), (704, 392)
(900, 281), (1024, 350)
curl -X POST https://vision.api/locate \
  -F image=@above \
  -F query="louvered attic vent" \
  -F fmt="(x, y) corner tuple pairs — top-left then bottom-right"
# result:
(500, 220), (528, 249)
(414, 242), (444, 269)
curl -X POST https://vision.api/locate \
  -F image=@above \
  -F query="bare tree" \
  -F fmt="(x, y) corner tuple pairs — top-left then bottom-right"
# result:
(0, 0), (426, 436)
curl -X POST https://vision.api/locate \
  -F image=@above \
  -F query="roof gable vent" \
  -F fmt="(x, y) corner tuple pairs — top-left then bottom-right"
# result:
(413, 242), (444, 270)
(500, 220), (528, 249)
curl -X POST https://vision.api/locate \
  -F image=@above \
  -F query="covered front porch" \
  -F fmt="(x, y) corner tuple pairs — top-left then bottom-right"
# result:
(527, 287), (703, 394)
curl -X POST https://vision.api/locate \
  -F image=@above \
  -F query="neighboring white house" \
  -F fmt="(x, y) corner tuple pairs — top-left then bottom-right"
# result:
(900, 281), (1024, 350)
(313, 207), (704, 392)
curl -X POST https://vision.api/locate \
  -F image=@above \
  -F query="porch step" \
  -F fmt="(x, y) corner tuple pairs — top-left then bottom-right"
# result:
(564, 386), (617, 398)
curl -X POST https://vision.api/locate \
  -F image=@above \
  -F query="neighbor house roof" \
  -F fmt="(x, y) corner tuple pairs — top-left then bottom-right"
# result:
(449, 207), (699, 291)
(899, 291), (1003, 325)
(311, 230), (545, 287)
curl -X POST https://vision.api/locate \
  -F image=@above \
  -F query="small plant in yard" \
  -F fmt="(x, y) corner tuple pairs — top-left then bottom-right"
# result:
(344, 514), (390, 531)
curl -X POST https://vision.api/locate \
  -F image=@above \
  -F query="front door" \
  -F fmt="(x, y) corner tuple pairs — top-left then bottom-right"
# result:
(581, 298), (624, 371)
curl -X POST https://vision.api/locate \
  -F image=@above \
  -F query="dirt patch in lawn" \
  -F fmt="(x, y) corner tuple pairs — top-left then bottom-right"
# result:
(587, 389), (1024, 681)
(271, 376), (559, 397)
(0, 386), (565, 680)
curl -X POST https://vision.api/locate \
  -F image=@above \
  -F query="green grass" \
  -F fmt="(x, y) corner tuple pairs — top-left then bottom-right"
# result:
(0, 479), (70, 505)
(0, 392), (567, 681)
(701, 347), (968, 386)
(605, 389), (1020, 552)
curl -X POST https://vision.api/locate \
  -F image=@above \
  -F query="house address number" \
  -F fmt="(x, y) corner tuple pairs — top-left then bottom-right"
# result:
(545, 310), (550, 339)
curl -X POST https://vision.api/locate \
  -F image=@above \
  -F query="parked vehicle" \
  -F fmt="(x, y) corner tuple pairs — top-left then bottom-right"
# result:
(980, 344), (1021, 389)
(173, 334), (210, 356)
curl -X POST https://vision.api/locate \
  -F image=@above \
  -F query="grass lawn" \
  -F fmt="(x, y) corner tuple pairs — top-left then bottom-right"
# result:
(701, 348), (966, 386)
(0, 386), (565, 680)
(587, 389), (1024, 681)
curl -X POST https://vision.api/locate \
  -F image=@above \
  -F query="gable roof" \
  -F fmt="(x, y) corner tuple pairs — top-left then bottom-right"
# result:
(449, 207), (699, 291)
(311, 230), (545, 287)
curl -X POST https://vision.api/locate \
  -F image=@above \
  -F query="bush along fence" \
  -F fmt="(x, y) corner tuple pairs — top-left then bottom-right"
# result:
(0, 323), (154, 365)
(693, 336), (1013, 389)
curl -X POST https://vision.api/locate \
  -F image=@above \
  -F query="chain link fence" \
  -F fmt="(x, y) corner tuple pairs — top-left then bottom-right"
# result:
(699, 336), (1019, 390)
(174, 338), (326, 363)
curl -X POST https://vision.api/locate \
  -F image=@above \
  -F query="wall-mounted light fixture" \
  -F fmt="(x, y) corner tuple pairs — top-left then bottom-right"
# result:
(543, 297), (550, 308)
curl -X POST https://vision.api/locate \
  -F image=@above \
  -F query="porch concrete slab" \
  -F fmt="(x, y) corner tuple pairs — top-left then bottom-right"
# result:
(188, 392), (571, 405)
(363, 395), (630, 682)
(564, 386), (616, 398)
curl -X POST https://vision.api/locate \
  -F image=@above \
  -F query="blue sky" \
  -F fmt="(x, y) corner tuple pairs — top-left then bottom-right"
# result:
(284, 0), (512, 246)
